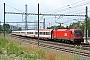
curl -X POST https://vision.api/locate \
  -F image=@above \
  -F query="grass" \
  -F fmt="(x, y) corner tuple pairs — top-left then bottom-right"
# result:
(0, 36), (80, 60)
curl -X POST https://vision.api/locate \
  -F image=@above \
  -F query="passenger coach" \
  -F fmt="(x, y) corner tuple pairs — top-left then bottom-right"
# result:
(35, 29), (53, 39)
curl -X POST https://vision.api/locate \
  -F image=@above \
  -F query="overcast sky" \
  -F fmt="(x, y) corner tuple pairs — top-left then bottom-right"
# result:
(0, 0), (90, 29)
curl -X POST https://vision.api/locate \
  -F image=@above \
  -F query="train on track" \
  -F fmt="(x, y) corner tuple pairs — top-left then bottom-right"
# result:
(12, 28), (84, 43)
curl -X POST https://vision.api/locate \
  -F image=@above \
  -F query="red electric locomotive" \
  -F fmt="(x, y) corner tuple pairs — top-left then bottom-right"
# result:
(52, 29), (84, 43)
(35, 28), (84, 43)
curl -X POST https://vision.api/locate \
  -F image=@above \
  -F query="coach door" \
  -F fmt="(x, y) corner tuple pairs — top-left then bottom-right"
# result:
(70, 31), (73, 40)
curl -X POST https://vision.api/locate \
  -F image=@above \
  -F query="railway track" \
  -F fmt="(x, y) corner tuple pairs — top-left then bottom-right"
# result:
(9, 34), (90, 57)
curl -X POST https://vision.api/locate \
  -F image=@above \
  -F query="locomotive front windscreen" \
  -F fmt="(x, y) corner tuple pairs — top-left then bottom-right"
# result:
(74, 30), (82, 36)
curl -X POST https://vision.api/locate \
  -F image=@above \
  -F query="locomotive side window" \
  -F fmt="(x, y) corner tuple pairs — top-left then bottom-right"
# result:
(74, 30), (82, 36)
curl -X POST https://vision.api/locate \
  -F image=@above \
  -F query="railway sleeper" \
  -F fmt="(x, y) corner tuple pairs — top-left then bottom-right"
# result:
(65, 49), (70, 52)
(60, 48), (65, 51)
(83, 53), (89, 56)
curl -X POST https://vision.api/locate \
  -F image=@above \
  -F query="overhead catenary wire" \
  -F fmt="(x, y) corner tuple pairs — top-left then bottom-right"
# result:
(44, 0), (89, 13)
(3, 1), (88, 29)
(53, 1), (90, 13)
(5, 4), (24, 12)
(44, 0), (87, 13)
(64, 9), (85, 14)
(43, 0), (90, 23)
(41, 0), (90, 22)
(5, 1), (89, 19)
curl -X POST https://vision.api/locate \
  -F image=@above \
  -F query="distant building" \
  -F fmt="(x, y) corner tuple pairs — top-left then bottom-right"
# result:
(72, 21), (84, 26)
(10, 25), (18, 30)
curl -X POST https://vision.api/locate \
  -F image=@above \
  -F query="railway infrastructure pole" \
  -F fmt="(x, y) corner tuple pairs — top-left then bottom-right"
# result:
(4, 3), (5, 38)
(43, 18), (45, 29)
(38, 3), (39, 46)
(85, 6), (88, 43)
(25, 4), (28, 30)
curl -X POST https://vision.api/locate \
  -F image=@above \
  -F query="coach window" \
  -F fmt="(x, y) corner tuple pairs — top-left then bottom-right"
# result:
(46, 32), (48, 35)
(42, 32), (43, 35)
(21, 32), (23, 33)
(46, 32), (51, 35)
(44, 32), (45, 35)
(27, 32), (28, 34)
(49, 32), (51, 35)
(40, 32), (43, 35)
(41, 32), (43, 35)
(46, 32), (47, 35)
(35, 32), (38, 34)
(42, 32), (44, 35)
(31, 32), (32, 34)
(29, 32), (30, 34)
(27, 32), (30, 34)
(32, 32), (33, 34)
(40, 32), (41, 35)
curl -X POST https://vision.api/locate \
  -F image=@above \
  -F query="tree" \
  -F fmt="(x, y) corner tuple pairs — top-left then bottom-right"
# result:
(17, 27), (22, 30)
(88, 18), (90, 37)
(2, 24), (12, 34)
(47, 25), (65, 29)
(3, 24), (10, 30)
(68, 24), (74, 28)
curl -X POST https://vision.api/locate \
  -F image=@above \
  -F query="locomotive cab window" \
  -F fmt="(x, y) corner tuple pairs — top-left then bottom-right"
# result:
(74, 30), (82, 36)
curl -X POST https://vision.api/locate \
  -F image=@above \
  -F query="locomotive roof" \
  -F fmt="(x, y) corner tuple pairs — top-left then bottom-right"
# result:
(56, 28), (81, 31)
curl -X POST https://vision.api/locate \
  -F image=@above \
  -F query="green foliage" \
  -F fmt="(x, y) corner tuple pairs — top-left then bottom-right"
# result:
(0, 38), (24, 57)
(0, 38), (8, 49)
(0, 37), (82, 60)
(88, 18), (90, 37)
(3, 24), (10, 30)
(17, 27), (22, 30)
(0, 24), (12, 34)
(47, 25), (65, 29)
(0, 50), (3, 54)
(6, 30), (12, 33)
(79, 24), (85, 34)
(7, 42), (23, 56)
(0, 37), (44, 59)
